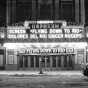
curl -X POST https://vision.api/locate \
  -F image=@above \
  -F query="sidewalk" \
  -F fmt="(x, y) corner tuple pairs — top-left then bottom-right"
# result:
(0, 71), (83, 76)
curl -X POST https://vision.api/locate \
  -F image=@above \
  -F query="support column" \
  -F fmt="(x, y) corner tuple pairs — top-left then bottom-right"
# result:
(75, 0), (80, 24)
(50, 56), (53, 69)
(11, 0), (16, 24)
(45, 57), (47, 68)
(74, 49), (77, 64)
(38, 0), (41, 19)
(32, 0), (36, 20)
(28, 56), (31, 68)
(84, 49), (87, 64)
(34, 56), (36, 68)
(74, 49), (78, 69)
(23, 56), (25, 69)
(55, 0), (59, 20)
(80, 0), (85, 25)
(61, 56), (64, 68)
(67, 55), (69, 67)
(6, 50), (8, 64)
(39, 56), (41, 68)
(56, 56), (58, 68)
(6, 0), (11, 26)
(17, 55), (19, 69)
(71, 54), (75, 69)
(50, 0), (53, 20)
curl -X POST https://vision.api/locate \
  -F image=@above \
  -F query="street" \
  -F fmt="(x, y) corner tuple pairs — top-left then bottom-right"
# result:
(0, 71), (88, 88)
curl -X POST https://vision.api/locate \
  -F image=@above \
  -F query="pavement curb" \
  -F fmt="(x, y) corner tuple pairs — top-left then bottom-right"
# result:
(0, 71), (83, 76)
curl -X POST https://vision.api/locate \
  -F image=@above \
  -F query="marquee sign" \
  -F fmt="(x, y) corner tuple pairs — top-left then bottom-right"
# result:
(7, 21), (85, 42)
(7, 26), (28, 39)
(0, 27), (5, 39)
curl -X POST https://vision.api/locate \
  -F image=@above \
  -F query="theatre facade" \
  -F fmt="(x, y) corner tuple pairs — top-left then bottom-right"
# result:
(0, 20), (87, 70)
(0, 0), (87, 70)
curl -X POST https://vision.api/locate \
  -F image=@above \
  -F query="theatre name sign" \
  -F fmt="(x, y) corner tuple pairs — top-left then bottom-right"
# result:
(7, 21), (85, 42)
(18, 48), (74, 55)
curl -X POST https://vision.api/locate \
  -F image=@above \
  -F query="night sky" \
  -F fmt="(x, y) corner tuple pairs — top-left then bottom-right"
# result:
(85, 0), (88, 26)
(0, 0), (6, 26)
(0, 0), (88, 26)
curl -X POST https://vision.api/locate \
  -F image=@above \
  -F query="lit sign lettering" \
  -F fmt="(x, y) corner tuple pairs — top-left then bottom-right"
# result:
(7, 26), (28, 39)
(7, 21), (84, 42)
(48, 34), (63, 38)
(29, 28), (84, 39)
(8, 29), (26, 34)
(30, 23), (61, 29)
(18, 48), (74, 54)
(7, 34), (28, 39)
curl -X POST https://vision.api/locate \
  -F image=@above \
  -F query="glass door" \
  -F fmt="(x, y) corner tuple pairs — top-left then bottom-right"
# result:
(19, 55), (28, 69)
(41, 56), (50, 71)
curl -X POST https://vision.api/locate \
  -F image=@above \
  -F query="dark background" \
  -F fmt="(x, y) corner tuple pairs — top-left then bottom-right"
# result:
(0, 0), (88, 27)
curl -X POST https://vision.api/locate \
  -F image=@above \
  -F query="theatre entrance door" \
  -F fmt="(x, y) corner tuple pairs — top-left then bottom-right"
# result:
(18, 54), (75, 70)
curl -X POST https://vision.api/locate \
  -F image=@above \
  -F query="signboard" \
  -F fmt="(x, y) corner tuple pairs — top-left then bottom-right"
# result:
(7, 21), (85, 42)
(7, 26), (28, 39)
(29, 27), (84, 39)
(0, 27), (5, 39)
(18, 48), (74, 55)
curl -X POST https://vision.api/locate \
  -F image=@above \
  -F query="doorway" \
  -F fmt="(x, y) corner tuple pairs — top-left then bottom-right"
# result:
(18, 54), (75, 70)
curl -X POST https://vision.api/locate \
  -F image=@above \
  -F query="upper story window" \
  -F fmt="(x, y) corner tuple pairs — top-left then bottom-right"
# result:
(38, 0), (53, 20)
(59, 0), (75, 22)
(38, 0), (75, 22)
(16, 0), (32, 22)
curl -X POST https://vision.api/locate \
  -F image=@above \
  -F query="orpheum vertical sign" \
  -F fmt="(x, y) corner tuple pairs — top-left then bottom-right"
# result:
(7, 21), (85, 42)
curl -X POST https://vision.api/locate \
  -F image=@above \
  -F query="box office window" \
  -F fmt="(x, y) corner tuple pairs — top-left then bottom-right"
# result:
(77, 49), (85, 64)
(6, 50), (17, 64)
(7, 55), (17, 64)
(7, 55), (14, 64)
(7, 50), (17, 64)
(77, 54), (84, 64)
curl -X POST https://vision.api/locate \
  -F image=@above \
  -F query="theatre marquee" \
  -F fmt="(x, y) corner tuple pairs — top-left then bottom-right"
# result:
(6, 21), (85, 42)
